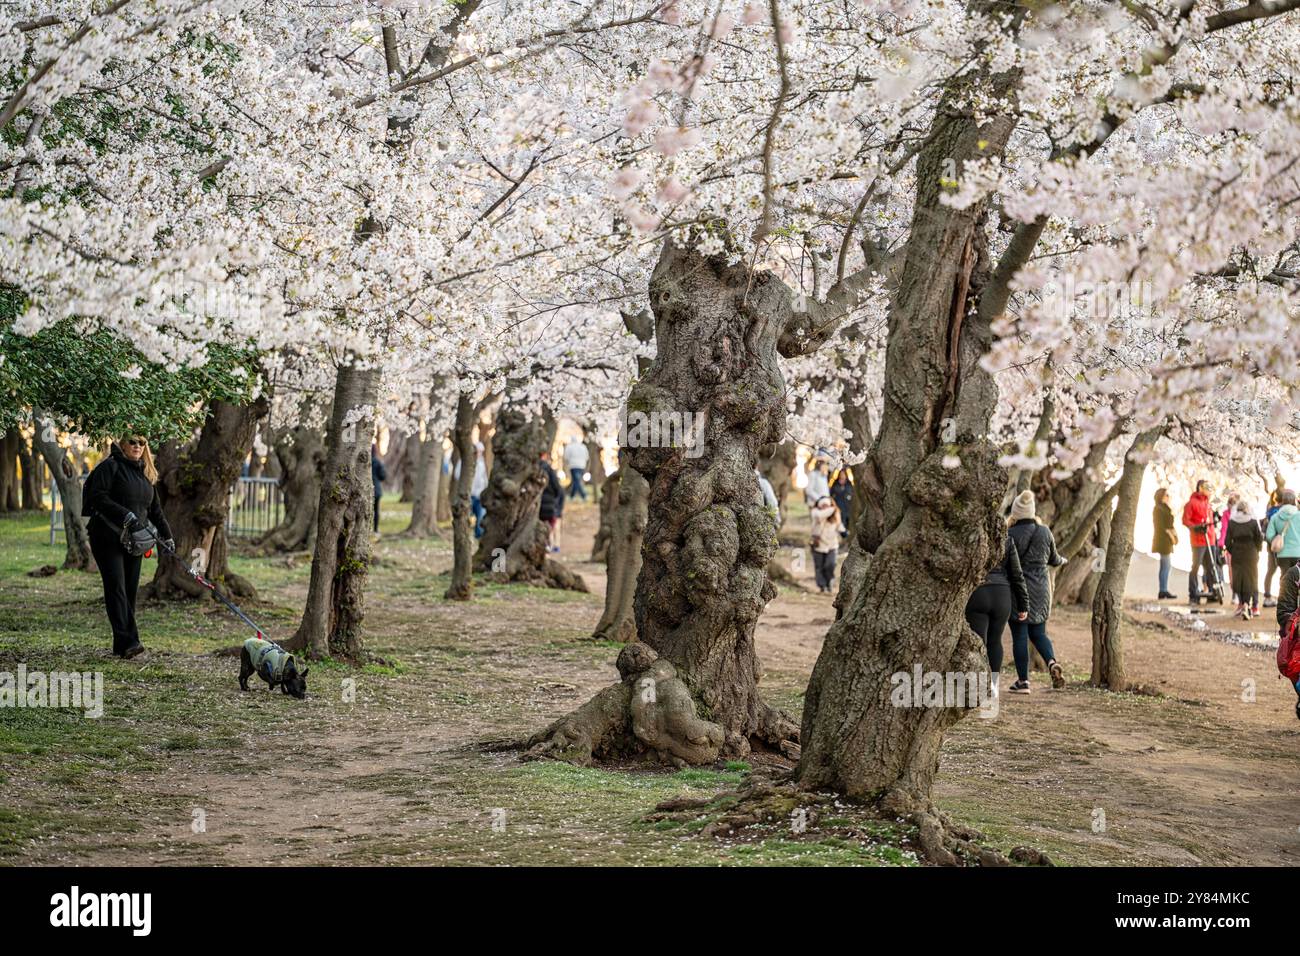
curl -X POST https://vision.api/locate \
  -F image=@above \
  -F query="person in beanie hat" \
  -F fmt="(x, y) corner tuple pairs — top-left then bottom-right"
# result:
(1005, 491), (1067, 693)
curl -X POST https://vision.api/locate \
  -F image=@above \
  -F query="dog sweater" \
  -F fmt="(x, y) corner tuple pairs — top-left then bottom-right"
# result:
(245, 638), (293, 684)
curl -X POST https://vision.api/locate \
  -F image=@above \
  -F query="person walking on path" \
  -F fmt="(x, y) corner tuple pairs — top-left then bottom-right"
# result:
(1226, 500), (1264, 619)
(809, 496), (845, 593)
(829, 468), (853, 538)
(539, 450), (565, 552)
(1265, 488), (1300, 578)
(370, 444), (387, 533)
(1182, 479), (1217, 605)
(804, 457), (830, 507)
(82, 435), (174, 658)
(562, 435), (590, 501)
(1005, 491), (1067, 693)
(1263, 479), (1286, 606)
(1152, 487), (1178, 599)
(965, 529), (1030, 700)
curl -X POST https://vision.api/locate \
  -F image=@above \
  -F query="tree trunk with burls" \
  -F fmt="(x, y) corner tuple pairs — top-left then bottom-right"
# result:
(251, 414), (325, 554)
(33, 413), (92, 570)
(590, 466), (620, 562)
(283, 363), (380, 660)
(795, 64), (1024, 841)
(1091, 427), (1163, 690)
(474, 402), (586, 592)
(146, 397), (268, 601)
(527, 241), (802, 765)
(591, 465), (648, 643)
(445, 391), (477, 601)
(404, 381), (450, 539)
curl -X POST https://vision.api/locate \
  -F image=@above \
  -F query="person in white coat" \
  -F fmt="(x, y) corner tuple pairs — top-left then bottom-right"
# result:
(563, 436), (590, 501)
(804, 457), (830, 507)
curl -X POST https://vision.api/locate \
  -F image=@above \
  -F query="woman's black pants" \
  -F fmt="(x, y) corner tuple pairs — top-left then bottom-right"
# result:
(965, 582), (1012, 673)
(89, 521), (143, 655)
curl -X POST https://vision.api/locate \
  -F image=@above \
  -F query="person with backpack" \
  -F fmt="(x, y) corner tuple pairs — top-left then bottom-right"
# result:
(808, 495), (845, 593)
(1152, 487), (1178, 599)
(1265, 488), (1300, 578)
(1182, 479), (1217, 605)
(965, 528), (1030, 701)
(1274, 560), (1300, 720)
(1005, 490), (1067, 693)
(1225, 499), (1264, 619)
(81, 435), (174, 658)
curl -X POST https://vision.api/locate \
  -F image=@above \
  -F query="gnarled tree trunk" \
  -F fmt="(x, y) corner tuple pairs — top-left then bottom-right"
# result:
(33, 413), (92, 570)
(146, 397), (268, 601)
(591, 465), (648, 643)
(474, 401), (586, 591)
(0, 428), (20, 512)
(284, 363), (380, 660)
(404, 382), (450, 538)
(590, 466), (620, 563)
(527, 242), (798, 765)
(796, 62), (1023, 825)
(251, 411), (325, 554)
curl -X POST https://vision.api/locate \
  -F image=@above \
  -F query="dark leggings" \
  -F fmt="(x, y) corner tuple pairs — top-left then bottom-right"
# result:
(965, 583), (1012, 673)
(813, 549), (837, 590)
(1009, 619), (1057, 682)
(89, 521), (143, 655)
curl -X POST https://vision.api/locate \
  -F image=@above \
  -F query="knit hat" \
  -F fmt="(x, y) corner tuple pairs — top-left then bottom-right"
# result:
(1010, 490), (1037, 522)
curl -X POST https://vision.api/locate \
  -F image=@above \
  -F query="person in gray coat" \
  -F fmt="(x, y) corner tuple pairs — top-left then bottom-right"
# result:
(1005, 490), (1067, 693)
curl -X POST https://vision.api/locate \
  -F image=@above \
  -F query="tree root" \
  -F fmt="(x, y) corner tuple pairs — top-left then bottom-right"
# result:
(645, 778), (1053, 866)
(522, 642), (725, 767)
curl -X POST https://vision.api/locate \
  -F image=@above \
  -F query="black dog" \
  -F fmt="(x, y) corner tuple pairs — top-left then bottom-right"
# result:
(239, 637), (309, 699)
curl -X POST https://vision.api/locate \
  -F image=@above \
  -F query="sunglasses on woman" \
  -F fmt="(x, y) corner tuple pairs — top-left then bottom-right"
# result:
(124, 439), (146, 448)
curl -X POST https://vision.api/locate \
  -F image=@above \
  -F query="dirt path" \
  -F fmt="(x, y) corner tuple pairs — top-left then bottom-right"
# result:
(9, 500), (1300, 865)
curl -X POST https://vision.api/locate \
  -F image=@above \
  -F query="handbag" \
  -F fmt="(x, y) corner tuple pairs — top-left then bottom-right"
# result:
(98, 513), (160, 557)
(1271, 511), (1296, 555)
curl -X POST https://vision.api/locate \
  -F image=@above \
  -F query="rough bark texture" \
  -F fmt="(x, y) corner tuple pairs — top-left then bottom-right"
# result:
(33, 413), (92, 570)
(528, 242), (800, 765)
(251, 412), (325, 554)
(284, 364), (380, 660)
(1091, 428), (1163, 690)
(473, 402), (586, 591)
(590, 465), (648, 643)
(445, 391), (477, 601)
(146, 398), (268, 601)
(796, 61), (1022, 819)
(590, 466), (620, 563)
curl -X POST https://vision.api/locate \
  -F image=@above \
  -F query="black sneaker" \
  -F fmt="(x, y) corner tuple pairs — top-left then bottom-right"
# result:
(122, 643), (145, 660)
(1008, 680), (1031, 694)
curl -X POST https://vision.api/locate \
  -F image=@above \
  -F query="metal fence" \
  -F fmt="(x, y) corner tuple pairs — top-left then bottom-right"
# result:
(226, 476), (283, 538)
(48, 475), (87, 546)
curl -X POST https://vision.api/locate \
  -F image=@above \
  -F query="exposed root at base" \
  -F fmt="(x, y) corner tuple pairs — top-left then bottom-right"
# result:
(521, 643), (798, 768)
(646, 779), (1053, 867)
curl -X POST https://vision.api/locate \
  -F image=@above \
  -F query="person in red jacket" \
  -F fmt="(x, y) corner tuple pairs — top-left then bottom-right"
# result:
(1182, 479), (1217, 604)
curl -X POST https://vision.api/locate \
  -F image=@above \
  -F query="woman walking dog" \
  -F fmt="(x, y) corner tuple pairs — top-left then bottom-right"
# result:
(82, 435), (173, 658)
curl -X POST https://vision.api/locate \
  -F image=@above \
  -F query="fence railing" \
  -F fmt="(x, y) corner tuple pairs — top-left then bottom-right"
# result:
(226, 476), (283, 538)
